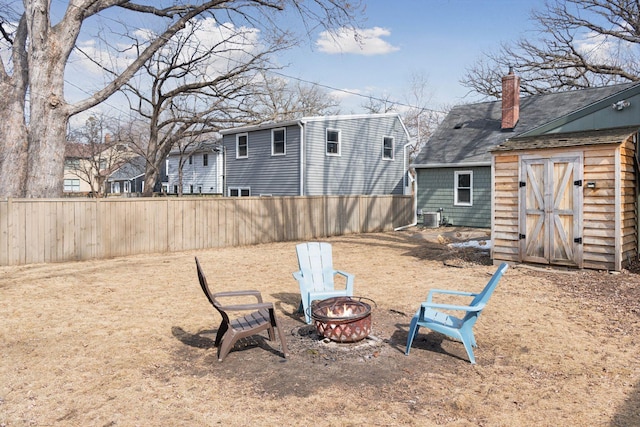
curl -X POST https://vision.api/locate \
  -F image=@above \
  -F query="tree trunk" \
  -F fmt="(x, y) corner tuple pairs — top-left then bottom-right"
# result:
(0, 92), (29, 198)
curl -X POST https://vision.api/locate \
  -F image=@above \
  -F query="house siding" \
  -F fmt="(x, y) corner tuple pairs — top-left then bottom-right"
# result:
(303, 115), (406, 196)
(416, 166), (491, 228)
(167, 150), (222, 194)
(223, 125), (301, 196)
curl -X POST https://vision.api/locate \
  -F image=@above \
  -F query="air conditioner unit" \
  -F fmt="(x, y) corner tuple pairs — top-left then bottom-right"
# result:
(422, 212), (440, 228)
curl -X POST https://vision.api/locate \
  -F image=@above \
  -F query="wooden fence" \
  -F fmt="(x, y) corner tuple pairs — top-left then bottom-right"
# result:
(0, 195), (413, 266)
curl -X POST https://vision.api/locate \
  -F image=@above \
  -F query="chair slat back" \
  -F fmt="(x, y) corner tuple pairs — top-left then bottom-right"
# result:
(195, 257), (215, 306)
(463, 262), (509, 322)
(296, 242), (335, 292)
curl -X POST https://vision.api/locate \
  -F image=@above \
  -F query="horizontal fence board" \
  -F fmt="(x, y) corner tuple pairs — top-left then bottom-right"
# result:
(0, 195), (412, 266)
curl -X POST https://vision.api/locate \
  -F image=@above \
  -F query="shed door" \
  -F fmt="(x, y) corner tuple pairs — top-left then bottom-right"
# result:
(520, 155), (582, 267)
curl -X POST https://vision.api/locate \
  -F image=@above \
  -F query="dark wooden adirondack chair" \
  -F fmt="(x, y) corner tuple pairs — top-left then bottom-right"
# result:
(195, 257), (288, 362)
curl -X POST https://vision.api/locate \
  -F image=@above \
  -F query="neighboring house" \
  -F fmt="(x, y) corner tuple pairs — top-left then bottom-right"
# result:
(107, 156), (146, 195)
(166, 142), (223, 195)
(63, 139), (136, 196)
(219, 113), (412, 197)
(107, 155), (170, 196)
(413, 71), (639, 229)
(64, 142), (96, 196)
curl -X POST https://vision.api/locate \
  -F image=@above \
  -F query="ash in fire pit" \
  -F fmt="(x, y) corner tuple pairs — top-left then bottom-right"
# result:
(310, 297), (372, 343)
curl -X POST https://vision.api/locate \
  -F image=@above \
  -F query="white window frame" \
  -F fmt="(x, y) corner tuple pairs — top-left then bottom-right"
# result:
(228, 187), (251, 197)
(326, 128), (341, 156)
(271, 128), (286, 156)
(63, 179), (80, 192)
(203, 153), (209, 166)
(123, 181), (131, 193)
(454, 170), (473, 206)
(382, 136), (394, 160)
(236, 133), (248, 159)
(111, 182), (121, 194)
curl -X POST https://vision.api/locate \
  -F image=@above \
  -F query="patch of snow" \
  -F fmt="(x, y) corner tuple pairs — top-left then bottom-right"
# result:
(449, 240), (492, 250)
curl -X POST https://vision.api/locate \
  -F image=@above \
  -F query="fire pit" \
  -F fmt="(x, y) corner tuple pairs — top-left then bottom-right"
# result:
(310, 297), (372, 343)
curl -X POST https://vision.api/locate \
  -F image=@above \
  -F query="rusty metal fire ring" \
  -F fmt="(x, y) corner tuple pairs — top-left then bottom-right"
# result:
(310, 296), (375, 343)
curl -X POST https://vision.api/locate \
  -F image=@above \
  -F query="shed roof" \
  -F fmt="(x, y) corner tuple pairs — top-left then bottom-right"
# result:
(490, 126), (639, 152)
(413, 82), (638, 167)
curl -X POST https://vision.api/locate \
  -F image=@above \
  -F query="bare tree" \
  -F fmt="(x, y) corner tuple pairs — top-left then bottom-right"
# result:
(360, 94), (397, 114)
(120, 17), (293, 195)
(461, 0), (640, 99)
(254, 73), (341, 121)
(400, 72), (445, 160)
(67, 115), (134, 197)
(0, 0), (361, 198)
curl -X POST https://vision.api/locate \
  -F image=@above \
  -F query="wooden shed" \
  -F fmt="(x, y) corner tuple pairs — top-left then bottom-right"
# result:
(490, 126), (639, 271)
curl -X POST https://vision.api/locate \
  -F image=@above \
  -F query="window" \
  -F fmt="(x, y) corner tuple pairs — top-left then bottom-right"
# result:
(111, 182), (120, 194)
(123, 181), (130, 193)
(236, 133), (248, 158)
(228, 187), (251, 197)
(63, 179), (80, 192)
(383, 136), (394, 160)
(454, 171), (473, 206)
(173, 185), (178, 194)
(203, 153), (208, 166)
(326, 129), (341, 156)
(188, 155), (193, 165)
(64, 159), (80, 169)
(272, 128), (286, 155)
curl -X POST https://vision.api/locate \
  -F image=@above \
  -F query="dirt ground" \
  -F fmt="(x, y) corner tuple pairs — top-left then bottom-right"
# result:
(1, 227), (639, 426)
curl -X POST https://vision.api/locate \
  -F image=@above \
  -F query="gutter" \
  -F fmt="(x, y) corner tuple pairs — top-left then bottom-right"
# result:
(394, 143), (418, 231)
(412, 161), (491, 169)
(298, 121), (305, 196)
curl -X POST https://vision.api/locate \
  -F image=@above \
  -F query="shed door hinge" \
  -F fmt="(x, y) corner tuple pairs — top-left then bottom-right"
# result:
(574, 180), (582, 186)
(519, 181), (526, 187)
(574, 237), (583, 244)
(519, 233), (526, 240)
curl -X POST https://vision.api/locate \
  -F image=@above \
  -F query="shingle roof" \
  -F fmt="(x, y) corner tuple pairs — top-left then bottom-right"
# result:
(108, 156), (146, 181)
(413, 82), (638, 167)
(491, 126), (639, 152)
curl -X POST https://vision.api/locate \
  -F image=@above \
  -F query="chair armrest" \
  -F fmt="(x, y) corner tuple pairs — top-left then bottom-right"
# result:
(334, 270), (355, 293)
(421, 301), (485, 312)
(213, 290), (264, 303)
(292, 271), (303, 282)
(426, 289), (477, 303)
(216, 302), (275, 312)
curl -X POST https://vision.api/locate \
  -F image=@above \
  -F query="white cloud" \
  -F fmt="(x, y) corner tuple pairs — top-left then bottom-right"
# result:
(316, 27), (400, 56)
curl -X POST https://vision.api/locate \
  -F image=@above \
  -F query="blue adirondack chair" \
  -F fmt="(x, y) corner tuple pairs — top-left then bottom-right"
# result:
(405, 262), (508, 364)
(292, 242), (355, 324)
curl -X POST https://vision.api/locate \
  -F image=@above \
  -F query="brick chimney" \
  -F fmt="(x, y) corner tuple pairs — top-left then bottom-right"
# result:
(501, 67), (520, 130)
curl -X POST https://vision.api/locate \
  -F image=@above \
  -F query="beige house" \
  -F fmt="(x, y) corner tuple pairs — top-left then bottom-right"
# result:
(64, 139), (136, 197)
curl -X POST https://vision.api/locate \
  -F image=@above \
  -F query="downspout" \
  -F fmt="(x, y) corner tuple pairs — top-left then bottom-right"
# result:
(298, 121), (305, 196)
(395, 142), (418, 230)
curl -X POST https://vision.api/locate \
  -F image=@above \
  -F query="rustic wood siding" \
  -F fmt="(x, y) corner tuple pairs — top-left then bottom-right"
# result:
(582, 147), (617, 270)
(492, 138), (637, 272)
(491, 155), (520, 261)
(0, 195), (412, 266)
(620, 136), (637, 267)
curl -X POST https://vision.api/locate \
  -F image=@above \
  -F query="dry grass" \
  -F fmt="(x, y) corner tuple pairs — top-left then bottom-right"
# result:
(1, 228), (639, 426)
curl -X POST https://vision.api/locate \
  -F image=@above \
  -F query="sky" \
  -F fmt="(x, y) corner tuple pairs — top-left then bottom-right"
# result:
(275, 0), (544, 113)
(37, 0), (547, 125)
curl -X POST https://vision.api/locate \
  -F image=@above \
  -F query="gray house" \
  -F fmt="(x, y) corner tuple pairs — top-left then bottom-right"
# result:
(413, 70), (640, 228)
(219, 113), (412, 197)
(166, 142), (223, 195)
(107, 155), (146, 195)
